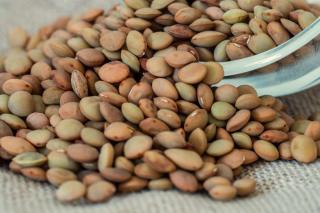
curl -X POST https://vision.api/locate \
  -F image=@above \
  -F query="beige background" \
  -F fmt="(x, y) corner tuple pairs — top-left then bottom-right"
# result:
(0, 0), (320, 212)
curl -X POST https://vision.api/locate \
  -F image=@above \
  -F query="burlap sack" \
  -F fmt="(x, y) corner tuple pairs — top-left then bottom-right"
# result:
(0, 1), (319, 212)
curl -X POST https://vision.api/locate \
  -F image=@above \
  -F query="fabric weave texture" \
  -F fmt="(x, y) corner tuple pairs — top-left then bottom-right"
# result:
(0, 0), (320, 212)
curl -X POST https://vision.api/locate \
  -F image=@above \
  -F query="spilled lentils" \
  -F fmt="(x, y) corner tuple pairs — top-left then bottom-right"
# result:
(0, 0), (319, 204)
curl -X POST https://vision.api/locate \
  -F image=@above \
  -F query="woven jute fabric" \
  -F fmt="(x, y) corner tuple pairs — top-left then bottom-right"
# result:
(0, 0), (320, 212)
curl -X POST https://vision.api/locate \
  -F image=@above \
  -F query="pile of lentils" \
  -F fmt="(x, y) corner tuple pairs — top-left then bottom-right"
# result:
(0, 0), (320, 203)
